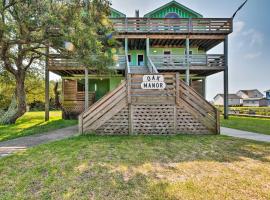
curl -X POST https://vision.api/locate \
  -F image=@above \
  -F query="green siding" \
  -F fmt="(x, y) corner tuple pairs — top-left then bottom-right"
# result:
(149, 47), (205, 55)
(77, 76), (124, 101)
(109, 77), (124, 91)
(150, 6), (198, 18)
(144, 1), (203, 18)
(110, 8), (126, 18)
(127, 50), (146, 66)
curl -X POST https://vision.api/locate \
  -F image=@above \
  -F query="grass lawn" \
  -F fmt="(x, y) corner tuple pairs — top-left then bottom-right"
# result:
(1, 135), (270, 199)
(0, 111), (77, 142)
(221, 116), (270, 135)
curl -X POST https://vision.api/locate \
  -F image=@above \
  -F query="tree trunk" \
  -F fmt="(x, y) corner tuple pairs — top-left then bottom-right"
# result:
(2, 72), (27, 124)
(54, 82), (61, 109)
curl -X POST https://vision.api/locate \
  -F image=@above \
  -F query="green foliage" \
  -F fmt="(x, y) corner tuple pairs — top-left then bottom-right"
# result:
(217, 106), (270, 116)
(0, 94), (18, 125)
(0, 0), (114, 123)
(0, 111), (77, 141)
(0, 70), (56, 110)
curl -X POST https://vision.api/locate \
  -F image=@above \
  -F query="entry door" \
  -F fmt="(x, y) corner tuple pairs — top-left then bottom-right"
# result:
(137, 54), (144, 66)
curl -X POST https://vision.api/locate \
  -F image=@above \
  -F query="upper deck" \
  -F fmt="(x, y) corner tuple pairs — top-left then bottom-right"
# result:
(111, 18), (233, 36)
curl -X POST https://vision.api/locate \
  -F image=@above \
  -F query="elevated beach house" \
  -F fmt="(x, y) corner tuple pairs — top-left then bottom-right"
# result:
(47, 1), (233, 134)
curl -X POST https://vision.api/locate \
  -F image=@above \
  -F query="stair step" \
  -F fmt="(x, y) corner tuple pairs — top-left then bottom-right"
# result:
(130, 66), (149, 74)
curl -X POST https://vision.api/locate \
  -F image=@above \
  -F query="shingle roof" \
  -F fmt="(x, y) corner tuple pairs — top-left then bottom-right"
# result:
(214, 94), (242, 99)
(238, 89), (263, 98)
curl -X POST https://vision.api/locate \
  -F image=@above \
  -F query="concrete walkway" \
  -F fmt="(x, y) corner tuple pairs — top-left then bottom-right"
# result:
(221, 127), (270, 143)
(0, 126), (78, 157)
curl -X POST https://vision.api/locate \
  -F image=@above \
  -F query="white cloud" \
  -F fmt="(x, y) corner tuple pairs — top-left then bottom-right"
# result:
(242, 29), (264, 47)
(244, 52), (262, 59)
(231, 21), (245, 38)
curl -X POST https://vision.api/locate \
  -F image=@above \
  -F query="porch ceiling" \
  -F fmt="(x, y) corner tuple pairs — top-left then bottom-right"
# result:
(120, 38), (224, 51)
(49, 69), (125, 77)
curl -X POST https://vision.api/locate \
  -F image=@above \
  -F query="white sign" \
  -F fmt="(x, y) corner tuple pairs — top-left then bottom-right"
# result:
(142, 75), (164, 82)
(141, 75), (166, 90)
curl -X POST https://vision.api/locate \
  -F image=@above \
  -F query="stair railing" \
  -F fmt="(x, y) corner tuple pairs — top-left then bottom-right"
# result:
(147, 56), (158, 73)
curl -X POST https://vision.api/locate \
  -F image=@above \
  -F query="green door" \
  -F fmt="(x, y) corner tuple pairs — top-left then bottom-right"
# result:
(89, 78), (110, 101)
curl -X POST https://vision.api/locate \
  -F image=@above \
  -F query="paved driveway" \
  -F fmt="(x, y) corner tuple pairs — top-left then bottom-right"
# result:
(221, 127), (270, 143)
(0, 126), (78, 157)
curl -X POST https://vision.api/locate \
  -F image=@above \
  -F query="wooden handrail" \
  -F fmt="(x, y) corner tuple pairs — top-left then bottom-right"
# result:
(111, 18), (232, 34)
(147, 56), (158, 73)
(125, 52), (130, 75)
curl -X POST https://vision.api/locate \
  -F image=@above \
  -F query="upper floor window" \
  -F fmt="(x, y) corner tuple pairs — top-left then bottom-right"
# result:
(165, 12), (180, 18)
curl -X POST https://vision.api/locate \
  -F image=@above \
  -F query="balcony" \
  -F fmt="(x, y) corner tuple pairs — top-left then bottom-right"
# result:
(112, 18), (233, 35)
(149, 54), (225, 71)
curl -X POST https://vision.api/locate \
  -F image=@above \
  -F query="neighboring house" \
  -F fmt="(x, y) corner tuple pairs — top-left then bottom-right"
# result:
(265, 89), (270, 100)
(236, 90), (267, 107)
(213, 94), (242, 106)
(47, 1), (232, 134)
(264, 89), (270, 106)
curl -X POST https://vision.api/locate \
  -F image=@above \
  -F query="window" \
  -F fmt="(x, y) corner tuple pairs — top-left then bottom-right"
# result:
(128, 54), (131, 65)
(77, 79), (85, 92)
(164, 50), (171, 64)
(137, 54), (144, 66)
(185, 50), (193, 55)
(165, 12), (180, 18)
(164, 50), (171, 55)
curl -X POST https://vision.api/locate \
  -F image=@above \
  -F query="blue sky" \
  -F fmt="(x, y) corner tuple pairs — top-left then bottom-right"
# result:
(110, 0), (270, 100)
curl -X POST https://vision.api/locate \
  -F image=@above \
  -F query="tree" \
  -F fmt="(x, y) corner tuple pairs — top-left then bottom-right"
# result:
(0, 68), (55, 110)
(0, 0), (114, 124)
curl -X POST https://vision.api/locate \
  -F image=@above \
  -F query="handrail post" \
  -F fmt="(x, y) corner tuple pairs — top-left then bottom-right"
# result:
(146, 38), (151, 72)
(188, 18), (192, 33)
(125, 17), (128, 32)
(185, 37), (190, 85)
(84, 67), (89, 110)
(175, 72), (180, 104)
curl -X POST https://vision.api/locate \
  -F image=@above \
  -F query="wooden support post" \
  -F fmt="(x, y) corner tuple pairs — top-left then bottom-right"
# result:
(146, 38), (150, 72)
(202, 77), (206, 99)
(78, 114), (83, 134)
(84, 67), (89, 110)
(175, 72), (180, 104)
(127, 74), (133, 135)
(224, 35), (229, 119)
(129, 104), (134, 135)
(125, 37), (128, 55)
(185, 37), (190, 85)
(45, 45), (50, 121)
(125, 37), (128, 76)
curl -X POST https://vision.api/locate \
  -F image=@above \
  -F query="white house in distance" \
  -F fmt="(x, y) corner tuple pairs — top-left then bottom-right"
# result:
(236, 89), (268, 107)
(213, 94), (242, 106)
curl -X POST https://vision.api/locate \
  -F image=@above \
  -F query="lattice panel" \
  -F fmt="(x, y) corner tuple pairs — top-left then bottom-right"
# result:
(133, 104), (175, 134)
(95, 106), (129, 135)
(176, 106), (210, 134)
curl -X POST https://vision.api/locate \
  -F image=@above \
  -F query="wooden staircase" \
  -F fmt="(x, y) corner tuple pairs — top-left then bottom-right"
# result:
(79, 73), (220, 135)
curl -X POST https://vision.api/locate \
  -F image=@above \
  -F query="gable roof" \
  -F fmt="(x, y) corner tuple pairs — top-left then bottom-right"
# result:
(144, 1), (203, 18)
(265, 89), (270, 92)
(214, 94), (242, 100)
(110, 7), (126, 18)
(238, 89), (264, 98)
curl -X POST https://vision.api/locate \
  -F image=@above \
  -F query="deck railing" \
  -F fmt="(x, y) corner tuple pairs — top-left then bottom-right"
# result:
(149, 54), (225, 70)
(112, 18), (232, 34)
